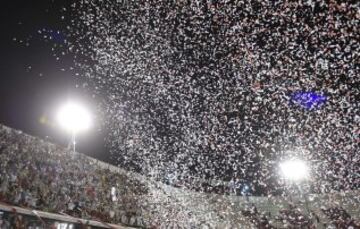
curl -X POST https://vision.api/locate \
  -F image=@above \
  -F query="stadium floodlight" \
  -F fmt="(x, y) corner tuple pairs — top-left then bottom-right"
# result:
(57, 102), (91, 153)
(279, 159), (309, 181)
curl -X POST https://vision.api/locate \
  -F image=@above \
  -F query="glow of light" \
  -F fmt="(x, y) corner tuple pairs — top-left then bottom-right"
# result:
(57, 223), (74, 229)
(291, 91), (327, 110)
(280, 159), (309, 181)
(57, 102), (91, 133)
(241, 184), (250, 196)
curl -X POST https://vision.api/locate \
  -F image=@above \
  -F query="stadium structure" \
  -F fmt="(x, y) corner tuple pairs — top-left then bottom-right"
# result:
(0, 124), (359, 228)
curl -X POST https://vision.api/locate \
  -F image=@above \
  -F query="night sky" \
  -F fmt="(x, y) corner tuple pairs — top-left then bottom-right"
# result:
(0, 0), (109, 161)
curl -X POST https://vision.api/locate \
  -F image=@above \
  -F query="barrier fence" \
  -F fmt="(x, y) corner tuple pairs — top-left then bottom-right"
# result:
(0, 202), (129, 229)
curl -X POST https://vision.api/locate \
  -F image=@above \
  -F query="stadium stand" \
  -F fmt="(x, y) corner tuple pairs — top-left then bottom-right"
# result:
(0, 124), (359, 228)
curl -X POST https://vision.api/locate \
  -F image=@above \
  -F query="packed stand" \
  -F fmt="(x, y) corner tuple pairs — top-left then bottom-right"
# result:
(241, 204), (274, 229)
(0, 125), (149, 227)
(1, 125), (360, 228)
(275, 204), (316, 228)
(322, 207), (360, 229)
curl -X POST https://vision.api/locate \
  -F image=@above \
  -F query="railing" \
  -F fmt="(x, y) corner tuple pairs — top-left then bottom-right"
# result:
(0, 203), (128, 229)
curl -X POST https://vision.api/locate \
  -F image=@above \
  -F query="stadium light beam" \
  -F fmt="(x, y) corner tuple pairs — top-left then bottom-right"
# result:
(57, 102), (91, 153)
(279, 159), (309, 181)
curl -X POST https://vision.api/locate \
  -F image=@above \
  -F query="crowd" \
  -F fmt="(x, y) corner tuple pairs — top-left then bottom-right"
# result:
(242, 204), (274, 229)
(322, 207), (360, 229)
(0, 212), (28, 229)
(276, 204), (315, 228)
(1, 124), (359, 228)
(0, 125), (149, 227)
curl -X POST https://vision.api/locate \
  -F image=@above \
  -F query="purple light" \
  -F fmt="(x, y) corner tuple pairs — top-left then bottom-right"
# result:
(291, 92), (327, 110)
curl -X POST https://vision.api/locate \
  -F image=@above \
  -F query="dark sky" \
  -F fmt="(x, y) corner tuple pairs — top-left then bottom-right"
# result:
(0, 0), (109, 161)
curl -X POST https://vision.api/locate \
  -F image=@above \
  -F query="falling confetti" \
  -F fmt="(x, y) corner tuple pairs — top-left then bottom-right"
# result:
(63, 0), (359, 197)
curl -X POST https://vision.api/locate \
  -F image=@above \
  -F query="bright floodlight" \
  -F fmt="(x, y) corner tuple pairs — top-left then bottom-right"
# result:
(280, 159), (309, 181)
(57, 102), (91, 133)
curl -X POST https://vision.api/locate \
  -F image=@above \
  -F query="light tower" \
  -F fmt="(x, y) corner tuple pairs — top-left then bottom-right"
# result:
(279, 158), (311, 215)
(56, 102), (91, 153)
